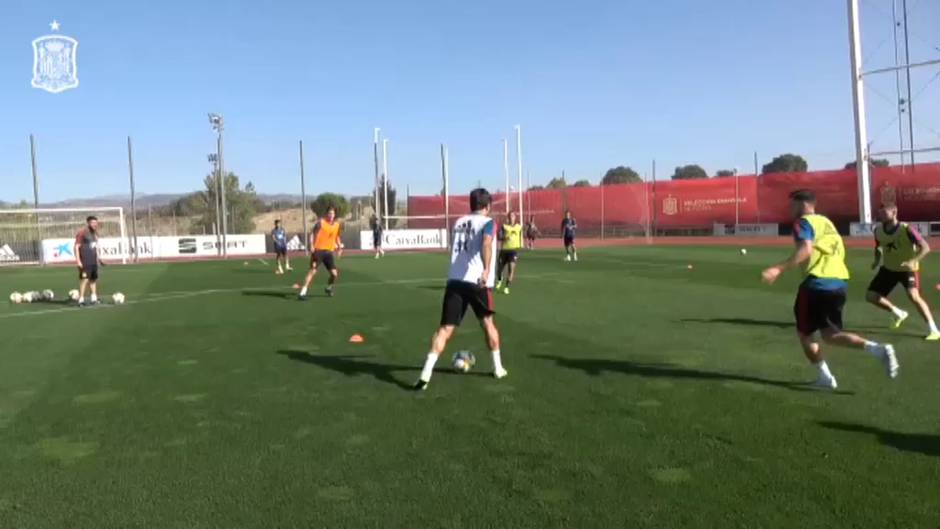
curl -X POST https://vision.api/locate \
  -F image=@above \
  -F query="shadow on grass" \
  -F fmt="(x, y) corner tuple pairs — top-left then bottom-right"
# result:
(277, 350), (490, 390)
(680, 318), (920, 339)
(533, 354), (854, 395)
(242, 290), (295, 300)
(680, 318), (793, 329)
(416, 285), (445, 291)
(818, 421), (940, 457)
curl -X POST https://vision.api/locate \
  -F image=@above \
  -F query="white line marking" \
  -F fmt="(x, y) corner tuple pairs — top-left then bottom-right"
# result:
(258, 259), (269, 266)
(0, 273), (565, 320)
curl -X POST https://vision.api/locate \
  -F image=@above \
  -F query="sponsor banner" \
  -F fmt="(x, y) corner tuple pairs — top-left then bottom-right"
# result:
(41, 234), (266, 263)
(733, 223), (779, 237)
(360, 229), (447, 251)
(850, 222), (931, 238)
(0, 243), (23, 263)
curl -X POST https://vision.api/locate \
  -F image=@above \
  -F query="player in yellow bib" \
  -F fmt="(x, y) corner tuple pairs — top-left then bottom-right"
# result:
(866, 203), (939, 340)
(298, 206), (343, 299)
(495, 211), (523, 295)
(761, 190), (899, 390)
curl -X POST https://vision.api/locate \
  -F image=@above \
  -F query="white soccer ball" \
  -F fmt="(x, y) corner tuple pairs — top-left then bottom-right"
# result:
(10, 292), (23, 304)
(68, 289), (80, 302)
(42, 289), (55, 301)
(22, 291), (37, 303)
(740, 248), (748, 256)
(112, 292), (126, 305)
(452, 351), (476, 373)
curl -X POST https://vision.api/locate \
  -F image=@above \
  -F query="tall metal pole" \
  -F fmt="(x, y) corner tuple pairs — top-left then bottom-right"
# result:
(651, 159), (657, 234)
(734, 169), (740, 227)
(502, 139), (510, 212)
(373, 128), (381, 223)
(848, 0), (873, 224)
(441, 144), (450, 248)
(901, 0), (915, 166)
(382, 138), (390, 230)
(29, 134), (42, 264)
(514, 125), (524, 224)
(217, 122), (228, 257)
(127, 136), (139, 262)
(891, 0), (906, 172)
(209, 154), (221, 252)
(299, 140), (308, 251)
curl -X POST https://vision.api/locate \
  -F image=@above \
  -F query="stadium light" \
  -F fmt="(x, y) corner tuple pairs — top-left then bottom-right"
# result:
(208, 113), (227, 257)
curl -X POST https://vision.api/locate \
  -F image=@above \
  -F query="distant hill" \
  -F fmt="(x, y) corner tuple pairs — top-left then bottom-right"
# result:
(34, 193), (307, 210)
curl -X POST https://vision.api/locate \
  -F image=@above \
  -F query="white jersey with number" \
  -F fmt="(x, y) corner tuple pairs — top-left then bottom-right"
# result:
(448, 213), (497, 288)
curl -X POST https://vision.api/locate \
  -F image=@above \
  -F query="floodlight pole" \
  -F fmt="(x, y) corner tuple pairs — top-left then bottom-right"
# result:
(382, 138), (390, 231)
(514, 125), (524, 224)
(441, 144), (450, 249)
(901, 0), (915, 166)
(299, 140), (308, 252)
(373, 128), (381, 225)
(847, 0), (873, 224)
(502, 139), (510, 213)
(127, 136), (139, 262)
(29, 134), (42, 264)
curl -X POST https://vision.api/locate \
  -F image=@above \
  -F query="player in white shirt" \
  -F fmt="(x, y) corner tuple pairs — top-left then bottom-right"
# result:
(414, 188), (508, 390)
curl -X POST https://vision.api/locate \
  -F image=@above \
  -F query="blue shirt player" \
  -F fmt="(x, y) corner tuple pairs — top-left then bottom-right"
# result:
(561, 210), (578, 262)
(272, 220), (292, 274)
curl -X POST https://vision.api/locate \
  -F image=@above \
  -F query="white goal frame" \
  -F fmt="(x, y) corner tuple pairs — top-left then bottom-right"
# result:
(0, 206), (128, 265)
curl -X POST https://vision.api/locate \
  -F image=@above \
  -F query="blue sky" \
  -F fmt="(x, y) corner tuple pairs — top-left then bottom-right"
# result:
(1, 0), (938, 202)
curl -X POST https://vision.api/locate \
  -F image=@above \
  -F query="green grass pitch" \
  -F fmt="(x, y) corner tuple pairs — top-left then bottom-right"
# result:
(1, 246), (938, 528)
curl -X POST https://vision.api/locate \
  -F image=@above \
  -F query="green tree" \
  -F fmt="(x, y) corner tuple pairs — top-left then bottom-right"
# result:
(715, 169), (735, 177)
(167, 172), (261, 234)
(762, 153), (808, 174)
(844, 158), (890, 170)
(528, 185), (545, 191)
(546, 177), (567, 189)
(672, 165), (708, 180)
(601, 166), (641, 185)
(311, 193), (350, 218)
(572, 179), (592, 187)
(374, 178), (397, 217)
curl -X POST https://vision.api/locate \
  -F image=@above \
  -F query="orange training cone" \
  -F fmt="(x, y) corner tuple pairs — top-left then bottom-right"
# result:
(292, 283), (300, 289)
(349, 334), (365, 344)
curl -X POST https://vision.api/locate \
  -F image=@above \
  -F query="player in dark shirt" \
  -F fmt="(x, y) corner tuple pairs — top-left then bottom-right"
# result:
(561, 210), (578, 262)
(75, 216), (104, 306)
(271, 220), (291, 274)
(371, 215), (385, 259)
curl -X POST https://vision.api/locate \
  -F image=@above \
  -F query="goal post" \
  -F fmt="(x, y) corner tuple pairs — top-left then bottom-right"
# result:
(0, 207), (128, 266)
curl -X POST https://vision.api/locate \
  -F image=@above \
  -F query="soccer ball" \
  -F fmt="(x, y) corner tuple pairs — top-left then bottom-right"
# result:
(9, 292), (22, 304)
(740, 248), (748, 256)
(22, 291), (37, 303)
(68, 289), (80, 302)
(42, 289), (54, 301)
(452, 351), (476, 373)
(112, 292), (126, 305)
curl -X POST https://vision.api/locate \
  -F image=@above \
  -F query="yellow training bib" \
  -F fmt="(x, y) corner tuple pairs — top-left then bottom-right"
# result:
(802, 214), (850, 280)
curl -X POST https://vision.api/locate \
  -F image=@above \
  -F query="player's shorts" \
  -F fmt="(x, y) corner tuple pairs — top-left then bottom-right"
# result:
(526, 230), (538, 241)
(310, 250), (337, 271)
(440, 280), (495, 327)
(373, 233), (382, 247)
(564, 235), (575, 247)
(78, 262), (99, 281)
(274, 244), (287, 257)
(793, 286), (846, 335)
(499, 250), (519, 265)
(867, 267), (919, 296)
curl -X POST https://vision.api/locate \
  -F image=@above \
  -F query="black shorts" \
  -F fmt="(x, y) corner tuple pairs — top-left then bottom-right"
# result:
(564, 236), (575, 247)
(794, 287), (846, 335)
(373, 234), (382, 247)
(275, 244), (287, 257)
(867, 268), (919, 296)
(440, 280), (495, 327)
(78, 263), (99, 281)
(526, 231), (538, 240)
(499, 250), (518, 266)
(310, 250), (337, 271)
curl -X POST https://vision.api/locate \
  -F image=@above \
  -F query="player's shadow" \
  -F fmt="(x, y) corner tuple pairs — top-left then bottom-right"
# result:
(277, 350), (488, 390)
(680, 318), (793, 329)
(818, 421), (940, 457)
(242, 289), (317, 300)
(533, 354), (853, 394)
(680, 318), (918, 339)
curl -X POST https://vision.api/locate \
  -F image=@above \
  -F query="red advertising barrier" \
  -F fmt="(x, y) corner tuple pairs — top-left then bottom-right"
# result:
(407, 163), (940, 233)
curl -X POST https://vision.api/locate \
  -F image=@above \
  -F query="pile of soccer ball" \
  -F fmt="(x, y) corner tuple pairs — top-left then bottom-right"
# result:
(452, 351), (476, 373)
(8, 290), (55, 304)
(9, 290), (126, 305)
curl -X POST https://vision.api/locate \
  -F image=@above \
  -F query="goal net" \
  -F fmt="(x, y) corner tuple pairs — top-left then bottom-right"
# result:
(0, 207), (128, 266)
